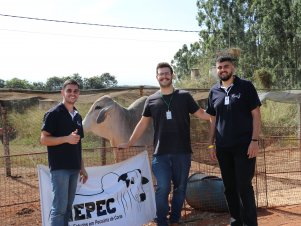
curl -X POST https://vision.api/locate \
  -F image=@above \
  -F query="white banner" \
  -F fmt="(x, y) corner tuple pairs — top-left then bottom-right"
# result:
(38, 151), (156, 226)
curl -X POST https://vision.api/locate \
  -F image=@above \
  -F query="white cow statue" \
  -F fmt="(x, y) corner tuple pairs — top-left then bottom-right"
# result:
(83, 95), (153, 162)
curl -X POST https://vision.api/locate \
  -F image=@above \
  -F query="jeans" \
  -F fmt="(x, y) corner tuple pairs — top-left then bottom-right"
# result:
(50, 169), (80, 226)
(216, 145), (258, 226)
(152, 153), (191, 226)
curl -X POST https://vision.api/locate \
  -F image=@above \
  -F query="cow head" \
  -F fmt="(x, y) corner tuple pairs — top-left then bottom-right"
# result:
(82, 95), (119, 139)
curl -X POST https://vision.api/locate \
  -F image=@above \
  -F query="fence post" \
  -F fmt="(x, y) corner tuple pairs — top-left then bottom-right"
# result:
(299, 103), (301, 143)
(0, 105), (12, 177)
(139, 86), (144, 97)
(299, 103), (301, 170)
(100, 137), (106, 165)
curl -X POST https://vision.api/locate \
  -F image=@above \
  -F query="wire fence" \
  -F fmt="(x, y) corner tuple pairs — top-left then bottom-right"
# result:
(1, 88), (301, 225)
(0, 140), (301, 225)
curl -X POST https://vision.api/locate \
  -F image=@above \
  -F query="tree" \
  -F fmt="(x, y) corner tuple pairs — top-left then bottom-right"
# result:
(99, 73), (118, 88)
(5, 78), (32, 89)
(250, 0), (301, 88)
(186, 0), (301, 88)
(84, 73), (117, 89)
(45, 76), (64, 91)
(63, 73), (84, 89)
(31, 82), (46, 90)
(0, 79), (5, 88)
(171, 42), (203, 80)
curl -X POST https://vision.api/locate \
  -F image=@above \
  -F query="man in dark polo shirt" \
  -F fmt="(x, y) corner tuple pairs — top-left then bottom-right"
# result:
(206, 50), (261, 226)
(40, 79), (88, 226)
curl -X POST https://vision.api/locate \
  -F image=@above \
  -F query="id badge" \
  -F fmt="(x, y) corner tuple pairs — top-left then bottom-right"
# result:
(166, 111), (172, 120)
(224, 96), (229, 105)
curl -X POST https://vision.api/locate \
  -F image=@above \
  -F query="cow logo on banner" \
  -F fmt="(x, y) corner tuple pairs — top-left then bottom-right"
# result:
(38, 151), (156, 226)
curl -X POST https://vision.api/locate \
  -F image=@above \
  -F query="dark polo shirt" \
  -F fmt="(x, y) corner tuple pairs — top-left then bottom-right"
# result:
(41, 103), (84, 171)
(143, 89), (199, 155)
(206, 76), (261, 147)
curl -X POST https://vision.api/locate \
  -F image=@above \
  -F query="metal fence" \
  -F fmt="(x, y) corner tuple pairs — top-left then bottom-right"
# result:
(1, 139), (301, 225)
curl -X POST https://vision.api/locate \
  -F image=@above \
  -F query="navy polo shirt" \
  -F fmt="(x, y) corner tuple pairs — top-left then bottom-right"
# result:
(41, 103), (84, 171)
(206, 76), (261, 147)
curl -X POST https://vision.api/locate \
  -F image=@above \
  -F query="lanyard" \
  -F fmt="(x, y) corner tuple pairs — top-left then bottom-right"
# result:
(221, 84), (233, 105)
(222, 84), (234, 96)
(160, 90), (174, 111)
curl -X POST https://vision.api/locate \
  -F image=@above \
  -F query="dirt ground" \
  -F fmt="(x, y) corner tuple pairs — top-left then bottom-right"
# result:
(3, 203), (301, 225)
(192, 205), (301, 226)
(143, 205), (301, 225)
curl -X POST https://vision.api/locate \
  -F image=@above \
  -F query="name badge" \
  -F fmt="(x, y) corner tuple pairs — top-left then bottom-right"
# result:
(166, 111), (172, 120)
(224, 96), (229, 105)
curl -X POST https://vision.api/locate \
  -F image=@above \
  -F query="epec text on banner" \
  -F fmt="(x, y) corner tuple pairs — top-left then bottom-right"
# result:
(38, 151), (156, 226)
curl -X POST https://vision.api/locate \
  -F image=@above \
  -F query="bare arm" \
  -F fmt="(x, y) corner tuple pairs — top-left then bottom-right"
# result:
(208, 115), (217, 161)
(193, 108), (210, 121)
(248, 106), (261, 158)
(118, 116), (152, 148)
(40, 129), (80, 146)
(80, 159), (88, 184)
(251, 107), (261, 141)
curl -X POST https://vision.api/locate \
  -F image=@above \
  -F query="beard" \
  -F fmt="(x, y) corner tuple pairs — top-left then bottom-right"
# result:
(218, 72), (233, 81)
(158, 78), (172, 88)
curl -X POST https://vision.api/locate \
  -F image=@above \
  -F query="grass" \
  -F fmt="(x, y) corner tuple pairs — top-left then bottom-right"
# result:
(260, 100), (298, 137)
(0, 91), (300, 156)
(1, 103), (102, 155)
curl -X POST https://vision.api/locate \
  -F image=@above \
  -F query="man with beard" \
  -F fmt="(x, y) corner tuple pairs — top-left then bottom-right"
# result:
(206, 50), (261, 226)
(118, 62), (209, 226)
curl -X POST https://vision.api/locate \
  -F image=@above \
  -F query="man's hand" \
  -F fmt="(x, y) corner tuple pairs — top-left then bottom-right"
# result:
(67, 129), (80, 144)
(118, 142), (129, 149)
(80, 168), (88, 184)
(247, 141), (259, 158)
(208, 146), (217, 161)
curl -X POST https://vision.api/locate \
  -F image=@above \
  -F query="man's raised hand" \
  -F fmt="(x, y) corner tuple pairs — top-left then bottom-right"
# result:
(67, 129), (80, 144)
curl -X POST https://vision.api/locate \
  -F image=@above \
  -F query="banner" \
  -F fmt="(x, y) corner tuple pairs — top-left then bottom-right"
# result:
(38, 151), (156, 226)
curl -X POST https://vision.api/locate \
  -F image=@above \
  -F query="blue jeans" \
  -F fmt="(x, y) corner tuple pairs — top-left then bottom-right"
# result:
(50, 169), (80, 226)
(152, 154), (191, 226)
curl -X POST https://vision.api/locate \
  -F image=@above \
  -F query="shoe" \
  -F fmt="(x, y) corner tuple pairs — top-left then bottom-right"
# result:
(170, 223), (179, 226)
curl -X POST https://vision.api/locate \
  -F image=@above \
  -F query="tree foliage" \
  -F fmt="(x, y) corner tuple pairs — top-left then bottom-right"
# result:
(171, 42), (202, 79)
(83, 73), (117, 89)
(1, 72), (118, 90)
(31, 82), (45, 90)
(0, 79), (5, 88)
(5, 78), (32, 89)
(64, 73), (84, 89)
(45, 76), (64, 91)
(172, 0), (301, 88)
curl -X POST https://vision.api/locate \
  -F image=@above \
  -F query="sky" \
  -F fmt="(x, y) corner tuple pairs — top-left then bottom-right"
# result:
(0, 0), (200, 86)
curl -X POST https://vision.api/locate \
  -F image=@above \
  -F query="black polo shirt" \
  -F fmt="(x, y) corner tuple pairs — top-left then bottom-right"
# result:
(143, 89), (199, 155)
(206, 76), (261, 147)
(41, 103), (84, 171)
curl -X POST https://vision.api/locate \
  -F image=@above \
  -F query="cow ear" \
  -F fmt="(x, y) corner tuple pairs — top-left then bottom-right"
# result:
(96, 105), (112, 123)
(141, 177), (149, 185)
(118, 173), (127, 182)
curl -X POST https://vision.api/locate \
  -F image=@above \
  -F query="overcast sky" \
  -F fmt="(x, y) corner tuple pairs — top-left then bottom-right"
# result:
(0, 0), (200, 86)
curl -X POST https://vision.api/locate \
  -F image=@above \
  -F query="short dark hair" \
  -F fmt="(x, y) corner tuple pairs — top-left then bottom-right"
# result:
(215, 55), (237, 63)
(62, 79), (80, 90)
(156, 62), (173, 74)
